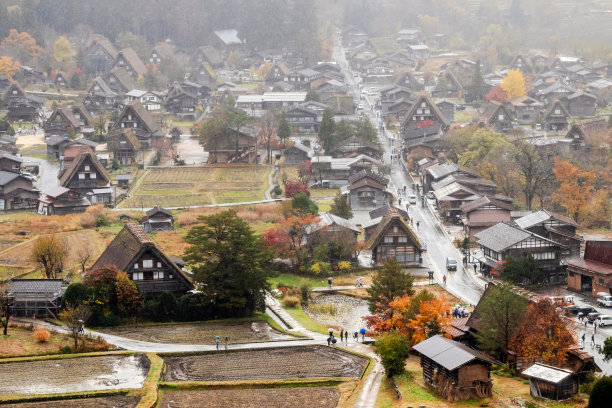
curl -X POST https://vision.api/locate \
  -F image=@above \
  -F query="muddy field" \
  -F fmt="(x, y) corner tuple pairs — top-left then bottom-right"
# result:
(97, 321), (295, 344)
(0, 355), (149, 396)
(163, 345), (368, 382)
(159, 387), (340, 408)
(1, 396), (140, 408)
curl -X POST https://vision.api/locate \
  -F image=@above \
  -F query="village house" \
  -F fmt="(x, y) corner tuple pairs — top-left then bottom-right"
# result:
(461, 196), (514, 238)
(111, 100), (163, 149)
(212, 29), (244, 53)
(328, 135), (382, 159)
(44, 106), (81, 138)
(83, 76), (119, 115)
(108, 129), (142, 165)
(19, 65), (47, 86)
(142, 206), (174, 232)
(52, 71), (68, 88)
(45, 135), (70, 159)
(407, 44), (430, 61)
(38, 186), (90, 215)
(0, 153), (21, 173)
(508, 54), (534, 74)
(368, 207), (422, 266)
(509, 96), (544, 124)
(565, 241), (612, 296)
(522, 364), (579, 401)
(283, 105), (319, 134)
(396, 29), (422, 43)
(148, 44), (174, 65)
(311, 155), (380, 186)
(3, 82), (43, 122)
(431, 174), (498, 197)
(8, 279), (67, 318)
(433, 182), (481, 224)
(71, 104), (93, 129)
(111, 48), (147, 81)
(305, 212), (360, 263)
(344, 170), (392, 211)
(235, 92), (307, 117)
(564, 91), (597, 117)
(363, 204), (409, 241)
(536, 81), (576, 104)
(433, 70), (464, 99)
(565, 117), (608, 152)
(286, 68), (323, 90)
(0, 169), (38, 212)
(164, 82), (199, 120)
(116, 174), (130, 188)
(412, 335), (495, 402)
(543, 100), (570, 132)
(91, 222), (194, 296)
(58, 148), (111, 204)
(60, 138), (99, 169)
(475, 222), (566, 283)
(480, 102), (514, 132)
(264, 61), (292, 86)
(105, 67), (136, 95)
(395, 71), (424, 92)
(401, 95), (451, 149)
(125, 89), (162, 111)
(514, 209), (582, 257)
(423, 162), (478, 194)
(83, 35), (118, 76)
(193, 45), (224, 69)
(205, 127), (259, 163)
(283, 143), (312, 165)
(363, 59), (394, 83)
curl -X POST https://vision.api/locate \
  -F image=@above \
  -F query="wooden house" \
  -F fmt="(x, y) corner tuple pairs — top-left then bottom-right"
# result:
(435, 100), (455, 123)
(108, 129), (141, 165)
(83, 76), (119, 114)
(148, 44), (174, 65)
(38, 186), (90, 215)
(401, 95), (451, 147)
(284, 105), (318, 134)
(193, 46), (224, 69)
(412, 335), (496, 402)
(111, 101), (163, 149)
(311, 155), (380, 185)
(543, 100), (570, 132)
(509, 96), (544, 124)
(0, 170), (38, 211)
(91, 222), (194, 296)
(0, 153), (21, 173)
(52, 71), (68, 88)
(283, 143), (312, 165)
(58, 148), (111, 204)
(112, 48), (147, 81)
(363, 59), (394, 83)
(205, 127), (259, 163)
(565, 118), (608, 152)
(522, 364), (578, 401)
(433, 70), (464, 99)
(394, 71), (424, 91)
(537, 81), (576, 105)
(368, 207), (422, 266)
(3, 82), (43, 122)
(8, 279), (67, 318)
(71, 104), (93, 128)
(306, 212), (360, 263)
(407, 44), (429, 60)
(565, 91), (596, 117)
(514, 209), (582, 257)
(328, 135), (382, 159)
(45, 135), (70, 159)
(83, 35), (118, 76)
(433, 182), (480, 224)
(480, 102), (514, 132)
(19, 65), (47, 86)
(264, 61), (292, 85)
(164, 82), (199, 120)
(212, 29), (244, 53)
(142, 206), (174, 232)
(61, 139), (99, 169)
(105, 67), (136, 94)
(44, 106), (81, 138)
(509, 54), (534, 74)
(170, 127), (181, 142)
(461, 196), (513, 238)
(345, 170), (391, 211)
(125, 89), (162, 111)
(565, 241), (612, 296)
(116, 174), (130, 188)
(475, 222), (566, 283)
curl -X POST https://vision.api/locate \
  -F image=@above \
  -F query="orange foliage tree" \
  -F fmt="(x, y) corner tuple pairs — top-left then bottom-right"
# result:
(509, 300), (576, 367)
(1, 29), (41, 58)
(409, 297), (452, 345)
(552, 156), (596, 222)
(0, 56), (20, 79)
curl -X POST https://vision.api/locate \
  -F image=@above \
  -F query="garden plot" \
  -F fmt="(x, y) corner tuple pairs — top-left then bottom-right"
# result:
(163, 345), (368, 382)
(1, 396), (140, 408)
(159, 387), (340, 408)
(119, 165), (270, 208)
(0, 355), (149, 396)
(97, 321), (296, 344)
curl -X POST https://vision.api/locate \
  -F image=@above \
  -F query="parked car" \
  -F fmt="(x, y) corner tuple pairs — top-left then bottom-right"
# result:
(563, 305), (580, 315)
(597, 292), (612, 307)
(408, 194), (417, 204)
(597, 315), (612, 327)
(446, 257), (457, 271)
(576, 306), (597, 316)
(426, 191), (435, 200)
(587, 312), (601, 322)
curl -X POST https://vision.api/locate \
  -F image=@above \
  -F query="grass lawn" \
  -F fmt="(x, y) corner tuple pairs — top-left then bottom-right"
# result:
(119, 165), (271, 208)
(310, 188), (339, 199)
(18, 144), (47, 158)
(283, 306), (331, 335)
(269, 273), (328, 289)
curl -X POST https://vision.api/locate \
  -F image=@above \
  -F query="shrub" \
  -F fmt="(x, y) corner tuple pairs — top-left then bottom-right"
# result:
(375, 330), (411, 377)
(311, 262), (331, 275)
(79, 213), (97, 228)
(299, 281), (312, 303)
(60, 344), (72, 354)
(338, 261), (351, 271)
(34, 329), (51, 343)
(283, 295), (300, 308)
(589, 376), (612, 408)
(272, 185), (282, 196)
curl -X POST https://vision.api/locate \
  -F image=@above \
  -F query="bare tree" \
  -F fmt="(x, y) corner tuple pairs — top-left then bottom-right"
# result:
(75, 244), (95, 275)
(60, 302), (91, 350)
(512, 140), (554, 210)
(30, 234), (68, 279)
(1, 284), (12, 336)
(259, 111), (278, 165)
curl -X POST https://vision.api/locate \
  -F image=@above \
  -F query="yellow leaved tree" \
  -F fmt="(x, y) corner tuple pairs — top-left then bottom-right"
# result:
(500, 69), (526, 100)
(0, 56), (20, 79)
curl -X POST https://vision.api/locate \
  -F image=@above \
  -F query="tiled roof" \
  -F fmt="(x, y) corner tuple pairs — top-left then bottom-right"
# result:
(564, 257), (612, 276)
(8, 279), (66, 297)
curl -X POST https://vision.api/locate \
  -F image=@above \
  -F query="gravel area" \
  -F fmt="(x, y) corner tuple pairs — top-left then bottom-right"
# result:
(163, 345), (368, 382)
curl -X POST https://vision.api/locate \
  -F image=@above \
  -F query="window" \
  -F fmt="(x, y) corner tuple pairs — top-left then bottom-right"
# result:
(384, 236), (393, 243)
(393, 226), (398, 233)
(398, 236), (408, 243)
(78, 173), (85, 179)
(128, 114), (132, 120)
(417, 109), (422, 114)
(121, 123), (125, 128)
(424, 109), (430, 114)
(568, 271), (575, 277)
(84, 165), (90, 171)
(498, 114), (504, 120)
(133, 263), (138, 269)
(421, 102), (426, 107)
(153, 271), (164, 280)
(143, 259), (153, 268)
(157, 262), (162, 268)
(90, 173), (96, 179)
(532, 252), (555, 260)
(133, 123), (138, 128)
(600, 278), (604, 284)
(132, 272), (144, 280)
(555, 109), (560, 115)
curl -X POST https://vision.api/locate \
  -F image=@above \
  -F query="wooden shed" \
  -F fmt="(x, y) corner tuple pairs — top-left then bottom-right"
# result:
(412, 335), (496, 402)
(522, 363), (578, 401)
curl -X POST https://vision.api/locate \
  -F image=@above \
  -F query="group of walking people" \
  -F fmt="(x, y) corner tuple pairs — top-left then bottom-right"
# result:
(327, 328), (366, 346)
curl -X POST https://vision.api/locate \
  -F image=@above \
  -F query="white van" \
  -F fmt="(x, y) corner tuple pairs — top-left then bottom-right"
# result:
(597, 315), (612, 327)
(597, 292), (612, 307)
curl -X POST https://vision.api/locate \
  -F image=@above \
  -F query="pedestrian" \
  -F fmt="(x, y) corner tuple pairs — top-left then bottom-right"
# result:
(354, 331), (358, 342)
(340, 329), (344, 342)
(215, 335), (220, 350)
(360, 327), (366, 341)
(585, 320), (588, 329)
(473, 263), (477, 274)
(581, 333), (586, 344)
(328, 277), (332, 289)
(443, 275), (446, 285)
(594, 321), (597, 333)
(345, 329), (348, 345)
(327, 336), (331, 346)
(591, 333), (595, 347)
(398, 198), (402, 205)
(416, 221), (420, 229)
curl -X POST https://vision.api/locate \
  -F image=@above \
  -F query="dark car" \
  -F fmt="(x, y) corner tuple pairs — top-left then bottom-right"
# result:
(577, 306), (597, 315)
(563, 305), (580, 315)
(587, 312), (601, 322)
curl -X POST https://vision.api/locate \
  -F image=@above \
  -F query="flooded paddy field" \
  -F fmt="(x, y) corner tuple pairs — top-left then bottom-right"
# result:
(0, 396), (140, 407)
(163, 345), (368, 382)
(304, 294), (370, 334)
(0, 354), (149, 396)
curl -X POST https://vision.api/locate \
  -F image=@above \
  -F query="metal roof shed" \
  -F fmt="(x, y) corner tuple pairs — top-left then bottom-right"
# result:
(522, 363), (578, 401)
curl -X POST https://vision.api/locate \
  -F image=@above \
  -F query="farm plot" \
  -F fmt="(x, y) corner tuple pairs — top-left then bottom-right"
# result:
(159, 386), (340, 408)
(0, 355), (149, 396)
(163, 345), (368, 382)
(97, 321), (296, 344)
(1, 396), (140, 408)
(119, 165), (270, 208)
